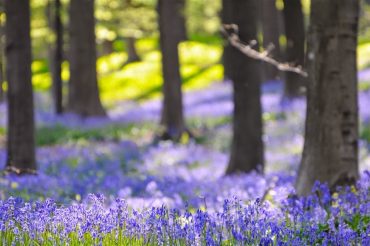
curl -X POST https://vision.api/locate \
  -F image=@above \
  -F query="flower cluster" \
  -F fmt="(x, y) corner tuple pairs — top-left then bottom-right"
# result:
(0, 74), (369, 244)
(1, 175), (369, 245)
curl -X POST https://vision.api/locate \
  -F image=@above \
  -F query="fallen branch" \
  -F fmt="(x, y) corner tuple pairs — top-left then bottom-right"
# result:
(4, 166), (37, 175)
(221, 24), (308, 77)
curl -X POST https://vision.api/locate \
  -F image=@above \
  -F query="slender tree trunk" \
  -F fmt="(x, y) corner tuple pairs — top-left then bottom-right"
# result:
(0, 29), (4, 102)
(126, 37), (140, 63)
(225, 0), (264, 174)
(5, 0), (36, 173)
(47, 0), (64, 114)
(282, 0), (306, 98)
(53, 0), (63, 114)
(100, 39), (114, 56)
(261, 0), (281, 81)
(0, 2), (5, 102)
(67, 0), (106, 117)
(0, 52), (4, 102)
(221, 0), (233, 80)
(296, 0), (360, 195)
(157, 0), (186, 141)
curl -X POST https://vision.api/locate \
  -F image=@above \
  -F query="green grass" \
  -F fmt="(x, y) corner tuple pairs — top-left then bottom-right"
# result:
(35, 123), (155, 146)
(0, 230), (148, 246)
(360, 124), (370, 143)
(34, 115), (230, 147)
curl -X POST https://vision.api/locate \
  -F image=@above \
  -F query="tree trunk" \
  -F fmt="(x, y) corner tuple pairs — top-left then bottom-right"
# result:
(157, 0), (186, 141)
(52, 0), (63, 114)
(47, 0), (64, 114)
(174, 0), (187, 42)
(0, 2), (5, 102)
(225, 0), (264, 174)
(126, 37), (140, 63)
(261, 0), (281, 81)
(0, 29), (4, 102)
(282, 0), (306, 98)
(67, 0), (106, 117)
(5, 0), (36, 173)
(100, 39), (114, 57)
(296, 0), (359, 195)
(0, 51), (4, 102)
(221, 0), (233, 80)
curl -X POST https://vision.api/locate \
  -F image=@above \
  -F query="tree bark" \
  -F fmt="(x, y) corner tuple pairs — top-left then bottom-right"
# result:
(221, 0), (233, 80)
(173, 0), (187, 42)
(225, 0), (264, 174)
(282, 0), (306, 98)
(100, 39), (114, 57)
(157, 0), (186, 141)
(0, 26), (4, 102)
(0, 51), (4, 102)
(67, 0), (106, 117)
(47, 0), (64, 114)
(0, 1), (5, 102)
(126, 37), (140, 63)
(296, 0), (360, 195)
(5, 0), (36, 172)
(52, 0), (63, 114)
(261, 0), (281, 81)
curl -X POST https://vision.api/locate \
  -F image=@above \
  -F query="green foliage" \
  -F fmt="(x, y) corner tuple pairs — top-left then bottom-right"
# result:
(360, 124), (370, 142)
(345, 213), (370, 233)
(358, 42), (370, 70)
(32, 38), (223, 106)
(96, 0), (157, 41)
(359, 1), (370, 44)
(359, 80), (370, 91)
(186, 0), (221, 36)
(0, 230), (148, 246)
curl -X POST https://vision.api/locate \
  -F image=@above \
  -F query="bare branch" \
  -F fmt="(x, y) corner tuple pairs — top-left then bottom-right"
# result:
(221, 24), (308, 77)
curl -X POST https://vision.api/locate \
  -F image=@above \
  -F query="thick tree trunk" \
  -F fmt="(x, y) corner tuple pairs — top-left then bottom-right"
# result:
(67, 0), (106, 117)
(282, 0), (306, 98)
(261, 0), (281, 81)
(5, 0), (36, 172)
(126, 37), (140, 63)
(225, 0), (264, 174)
(173, 0), (187, 42)
(296, 0), (359, 195)
(158, 0), (186, 141)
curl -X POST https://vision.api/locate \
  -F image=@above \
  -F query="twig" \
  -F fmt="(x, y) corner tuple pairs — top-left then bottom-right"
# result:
(221, 24), (308, 77)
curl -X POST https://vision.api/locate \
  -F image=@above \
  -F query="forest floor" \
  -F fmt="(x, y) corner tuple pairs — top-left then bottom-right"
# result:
(0, 69), (370, 206)
(0, 70), (369, 244)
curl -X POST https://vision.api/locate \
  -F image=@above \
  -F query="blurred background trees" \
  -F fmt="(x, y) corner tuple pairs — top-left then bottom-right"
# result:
(282, 0), (306, 98)
(223, 0), (264, 174)
(1, 0), (369, 194)
(157, 0), (187, 141)
(46, 0), (64, 114)
(260, 0), (282, 81)
(67, 0), (106, 117)
(0, 1), (5, 103)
